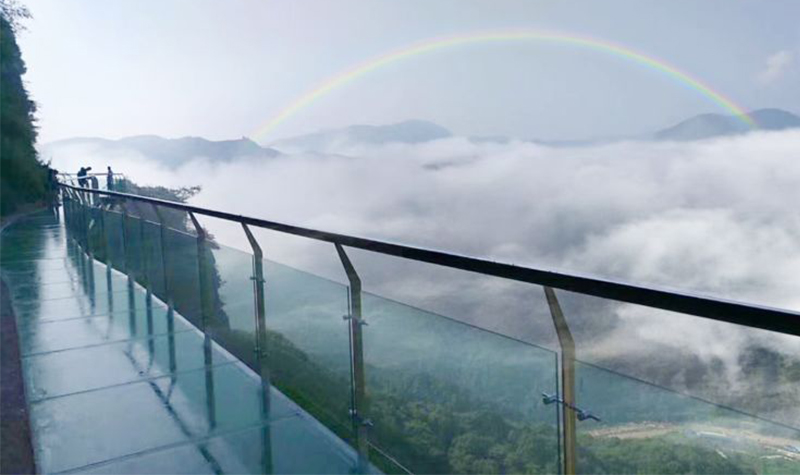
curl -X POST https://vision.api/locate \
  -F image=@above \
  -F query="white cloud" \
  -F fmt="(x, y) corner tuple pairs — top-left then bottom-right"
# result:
(757, 49), (794, 85)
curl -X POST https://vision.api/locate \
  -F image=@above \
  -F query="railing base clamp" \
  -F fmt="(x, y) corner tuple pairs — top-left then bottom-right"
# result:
(348, 409), (374, 427)
(542, 393), (601, 422)
(342, 314), (368, 326)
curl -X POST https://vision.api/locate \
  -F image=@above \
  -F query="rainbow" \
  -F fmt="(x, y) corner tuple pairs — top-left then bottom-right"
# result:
(252, 29), (756, 141)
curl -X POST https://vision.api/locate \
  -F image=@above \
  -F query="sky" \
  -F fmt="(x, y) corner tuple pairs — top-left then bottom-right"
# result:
(17, 0), (800, 144)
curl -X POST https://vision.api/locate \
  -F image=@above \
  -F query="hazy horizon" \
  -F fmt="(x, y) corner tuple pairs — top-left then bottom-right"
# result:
(17, 0), (800, 144)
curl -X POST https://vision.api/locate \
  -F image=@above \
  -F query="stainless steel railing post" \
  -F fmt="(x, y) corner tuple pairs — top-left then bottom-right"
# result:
(334, 243), (370, 470)
(118, 202), (131, 275)
(544, 286), (577, 475)
(94, 204), (115, 320)
(241, 224), (270, 386)
(119, 202), (137, 335)
(75, 189), (89, 249)
(135, 204), (155, 362)
(188, 212), (217, 430)
(241, 223), (273, 474)
(150, 206), (172, 306)
(189, 212), (215, 332)
(151, 204), (177, 374)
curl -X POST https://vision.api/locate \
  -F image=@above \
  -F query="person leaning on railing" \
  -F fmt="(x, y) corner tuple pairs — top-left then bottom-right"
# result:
(76, 166), (92, 187)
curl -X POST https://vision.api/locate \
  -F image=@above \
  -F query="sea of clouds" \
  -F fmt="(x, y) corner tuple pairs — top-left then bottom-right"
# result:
(46, 129), (800, 421)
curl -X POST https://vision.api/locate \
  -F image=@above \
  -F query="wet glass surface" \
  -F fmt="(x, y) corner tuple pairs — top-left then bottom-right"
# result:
(78, 414), (376, 475)
(1, 210), (367, 474)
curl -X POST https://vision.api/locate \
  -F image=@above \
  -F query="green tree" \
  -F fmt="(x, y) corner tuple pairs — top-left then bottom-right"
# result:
(1, 1), (47, 217)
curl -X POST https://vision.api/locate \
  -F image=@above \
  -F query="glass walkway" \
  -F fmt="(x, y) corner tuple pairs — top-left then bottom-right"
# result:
(0, 211), (370, 474)
(4, 189), (800, 474)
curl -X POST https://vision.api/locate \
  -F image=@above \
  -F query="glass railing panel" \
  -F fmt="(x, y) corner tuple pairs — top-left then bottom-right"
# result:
(547, 290), (800, 474)
(204, 242), (257, 366)
(63, 204), (83, 249)
(574, 360), (800, 474)
(163, 227), (202, 327)
(103, 209), (126, 270)
(141, 220), (167, 297)
(89, 262), (128, 298)
(86, 206), (107, 263)
(123, 213), (144, 283)
(262, 259), (354, 442)
(362, 292), (560, 474)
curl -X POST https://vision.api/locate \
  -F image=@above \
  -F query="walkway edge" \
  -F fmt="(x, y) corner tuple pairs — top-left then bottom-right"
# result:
(1, 277), (37, 474)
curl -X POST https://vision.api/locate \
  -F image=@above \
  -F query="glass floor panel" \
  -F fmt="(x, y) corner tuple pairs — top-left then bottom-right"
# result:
(18, 307), (191, 355)
(77, 413), (371, 475)
(29, 364), (300, 473)
(1, 266), (75, 286)
(24, 331), (232, 400)
(1, 266), (78, 286)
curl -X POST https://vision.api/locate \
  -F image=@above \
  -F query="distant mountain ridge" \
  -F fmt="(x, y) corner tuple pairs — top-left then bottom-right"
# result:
(46, 135), (279, 168)
(653, 108), (800, 141)
(44, 109), (800, 167)
(269, 108), (800, 152)
(270, 119), (452, 151)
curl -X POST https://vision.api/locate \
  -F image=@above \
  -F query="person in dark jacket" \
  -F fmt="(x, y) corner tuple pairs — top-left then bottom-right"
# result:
(77, 166), (92, 187)
(76, 167), (86, 186)
(106, 166), (114, 191)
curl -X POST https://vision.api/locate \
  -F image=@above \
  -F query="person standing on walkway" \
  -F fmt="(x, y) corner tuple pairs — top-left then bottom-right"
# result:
(106, 166), (114, 191)
(76, 167), (87, 187)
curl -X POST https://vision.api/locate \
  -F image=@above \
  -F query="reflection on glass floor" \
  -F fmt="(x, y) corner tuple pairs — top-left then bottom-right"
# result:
(1, 211), (371, 474)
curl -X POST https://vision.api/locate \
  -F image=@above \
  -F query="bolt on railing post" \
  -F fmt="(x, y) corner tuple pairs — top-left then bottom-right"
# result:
(544, 286), (577, 475)
(334, 243), (370, 469)
(241, 223), (273, 474)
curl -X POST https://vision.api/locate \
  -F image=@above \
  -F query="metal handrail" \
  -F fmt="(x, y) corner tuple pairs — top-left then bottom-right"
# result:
(58, 172), (128, 178)
(58, 182), (800, 337)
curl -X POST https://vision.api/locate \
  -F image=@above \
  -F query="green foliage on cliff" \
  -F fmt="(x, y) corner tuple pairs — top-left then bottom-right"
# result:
(1, 4), (48, 217)
(218, 327), (784, 475)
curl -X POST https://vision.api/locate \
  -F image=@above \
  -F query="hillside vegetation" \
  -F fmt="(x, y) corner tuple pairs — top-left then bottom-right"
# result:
(1, 6), (48, 217)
